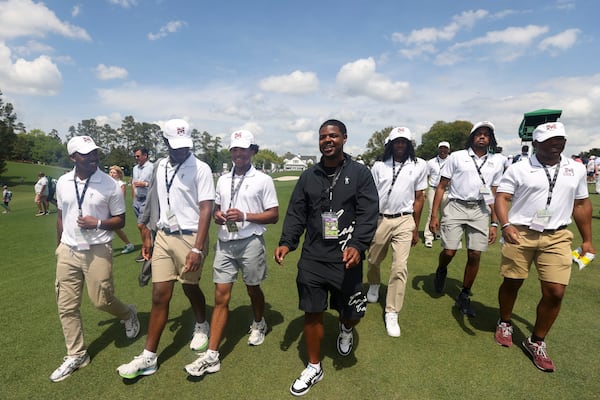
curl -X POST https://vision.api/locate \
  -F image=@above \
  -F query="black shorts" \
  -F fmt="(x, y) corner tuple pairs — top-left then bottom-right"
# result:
(296, 258), (366, 321)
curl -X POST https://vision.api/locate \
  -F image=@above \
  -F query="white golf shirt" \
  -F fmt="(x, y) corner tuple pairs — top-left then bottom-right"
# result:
(56, 169), (125, 246)
(497, 154), (588, 229)
(426, 156), (448, 188)
(215, 165), (279, 241)
(371, 157), (428, 215)
(441, 148), (504, 201)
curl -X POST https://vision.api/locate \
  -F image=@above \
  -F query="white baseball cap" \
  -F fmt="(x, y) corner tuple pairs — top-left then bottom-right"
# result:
(67, 136), (99, 155)
(163, 119), (193, 149)
(229, 130), (256, 150)
(533, 122), (567, 142)
(387, 126), (412, 142)
(470, 121), (495, 134)
(438, 141), (450, 149)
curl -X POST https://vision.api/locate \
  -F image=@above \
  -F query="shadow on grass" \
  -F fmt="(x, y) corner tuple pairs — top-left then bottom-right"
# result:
(411, 272), (533, 337)
(280, 312), (358, 371)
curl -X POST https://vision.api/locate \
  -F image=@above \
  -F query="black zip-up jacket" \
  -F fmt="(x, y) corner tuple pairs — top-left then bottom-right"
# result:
(279, 153), (379, 263)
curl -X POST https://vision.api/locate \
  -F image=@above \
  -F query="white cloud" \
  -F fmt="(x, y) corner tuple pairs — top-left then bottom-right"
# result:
(539, 28), (580, 52)
(95, 112), (123, 127)
(296, 130), (315, 145)
(95, 64), (128, 80)
(72, 5), (81, 17)
(392, 9), (488, 45)
(108, 0), (138, 8)
(147, 20), (187, 41)
(434, 25), (549, 65)
(13, 40), (54, 56)
(336, 58), (410, 102)
(0, 0), (90, 41)
(259, 70), (319, 95)
(0, 42), (62, 95)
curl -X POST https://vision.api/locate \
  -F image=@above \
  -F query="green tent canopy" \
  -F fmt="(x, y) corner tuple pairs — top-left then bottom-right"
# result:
(518, 109), (562, 141)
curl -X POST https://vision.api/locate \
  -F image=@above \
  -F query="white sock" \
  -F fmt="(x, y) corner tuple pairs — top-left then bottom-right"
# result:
(142, 349), (157, 360)
(206, 349), (219, 360)
(308, 362), (321, 372)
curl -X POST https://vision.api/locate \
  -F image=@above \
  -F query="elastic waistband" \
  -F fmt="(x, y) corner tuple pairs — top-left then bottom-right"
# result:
(450, 198), (484, 207)
(161, 228), (195, 235)
(379, 212), (413, 218)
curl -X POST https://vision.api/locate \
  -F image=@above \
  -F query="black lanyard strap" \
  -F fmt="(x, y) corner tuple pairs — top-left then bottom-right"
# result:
(542, 163), (560, 208)
(74, 170), (95, 217)
(327, 160), (345, 211)
(470, 154), (488, 185)
(386, 159), (406, 199)
(164, 153), (191, 207)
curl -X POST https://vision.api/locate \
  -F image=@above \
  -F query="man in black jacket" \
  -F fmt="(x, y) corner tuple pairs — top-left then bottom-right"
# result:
(275, 119), (378, 396)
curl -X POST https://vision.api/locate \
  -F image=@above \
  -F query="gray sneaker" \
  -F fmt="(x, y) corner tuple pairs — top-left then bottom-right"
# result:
(122, 305), (140, 339)
(50, 353), (90, 382)
(184, 352), (221, 376)
(117, 353), (157, 379)
(248, 318), (267, 346)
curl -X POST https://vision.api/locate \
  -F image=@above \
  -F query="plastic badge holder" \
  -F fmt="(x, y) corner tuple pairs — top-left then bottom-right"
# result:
(572, 247), (595, 271)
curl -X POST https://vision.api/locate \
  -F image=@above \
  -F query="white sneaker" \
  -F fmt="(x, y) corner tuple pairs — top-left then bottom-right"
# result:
(122, 305), (140, 339)
(424, 240), (433, 248)
(336, 322), (353, 356)
(366, 284), (380, 303)
(184, 351), (221, 376)
(290, 364), (324, 396)
(385, 312), (401, 337)
(190, 321), (209, 352)
(121, 243), (135, 254)
(50, 353), (90, 382)
(248, 318), (267, 346)
(117, 353), (157, 379)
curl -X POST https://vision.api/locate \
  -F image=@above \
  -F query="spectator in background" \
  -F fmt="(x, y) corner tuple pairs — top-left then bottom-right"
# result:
(34, 172), (49, 216)
(424, 141), (450, 248)
(109, 165), (135, 254)
(586, 155), (597, 183)
(513, 145), (530, 164)
(131, 147), (154, 262)
(2, 185), (12, 213)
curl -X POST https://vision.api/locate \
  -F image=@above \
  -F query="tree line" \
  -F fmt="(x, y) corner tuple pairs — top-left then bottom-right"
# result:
(2, 89), (599, 177)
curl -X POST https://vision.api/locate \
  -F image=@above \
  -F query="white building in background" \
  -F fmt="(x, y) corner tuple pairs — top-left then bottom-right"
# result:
(282, 153), (316, 171)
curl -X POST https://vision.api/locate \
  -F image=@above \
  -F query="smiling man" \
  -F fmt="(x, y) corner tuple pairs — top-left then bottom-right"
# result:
(274, 119), (378, 396)
(185, 130), (279, 378)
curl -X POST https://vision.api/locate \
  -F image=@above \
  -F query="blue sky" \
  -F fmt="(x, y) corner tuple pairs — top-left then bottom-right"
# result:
(1, 0), (599, 157)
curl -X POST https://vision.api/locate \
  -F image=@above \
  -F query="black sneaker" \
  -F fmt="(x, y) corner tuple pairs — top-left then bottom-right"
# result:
(434, 266), (447, 293)
(290, 365), (323, 396)
(455, 292), (476, 317)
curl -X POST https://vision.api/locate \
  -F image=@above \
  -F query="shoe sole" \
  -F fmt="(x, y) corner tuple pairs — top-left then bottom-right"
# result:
(50, 356), (90, 382)
(521, 341), (555, 372)
(118, 367), (157, 379)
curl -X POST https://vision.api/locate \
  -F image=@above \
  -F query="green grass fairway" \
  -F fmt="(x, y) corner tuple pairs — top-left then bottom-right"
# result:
(1, 161), (599, 399)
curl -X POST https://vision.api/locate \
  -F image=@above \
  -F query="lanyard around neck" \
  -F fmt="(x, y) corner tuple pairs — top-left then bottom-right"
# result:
(229, 166), (249, 209)
(386, 158), (406, 199)
(531, 158), (561, 208)
(470, 154), (488, 185)
(74, 170), (95, 217)
(326, 160), (345, 212)
(164, 154), (190, 207)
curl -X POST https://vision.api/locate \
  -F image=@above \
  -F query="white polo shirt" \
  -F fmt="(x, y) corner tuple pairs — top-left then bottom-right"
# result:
(155, 155), (215, 231)
(371, 157), (428, 214)
(426, 156), (448, 187)
(215, 165), (279, 241)
(497, 154), (588, 229)
(56, 169), (125, 246)
(441, 148), (504, 201)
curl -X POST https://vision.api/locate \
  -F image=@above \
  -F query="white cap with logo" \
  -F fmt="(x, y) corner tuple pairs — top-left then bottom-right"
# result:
(67, 136), (99, 155)
(533, 122), (567, 142)
(229, 130), (256, 150)
(163, 119), (193, 149)
(387, 127), (412, 142)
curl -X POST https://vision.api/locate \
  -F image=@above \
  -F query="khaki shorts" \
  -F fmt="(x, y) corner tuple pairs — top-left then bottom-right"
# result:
(440, 199), (489, 251)
(151, 230), (204, 284)
(500, 226), (573, 285)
